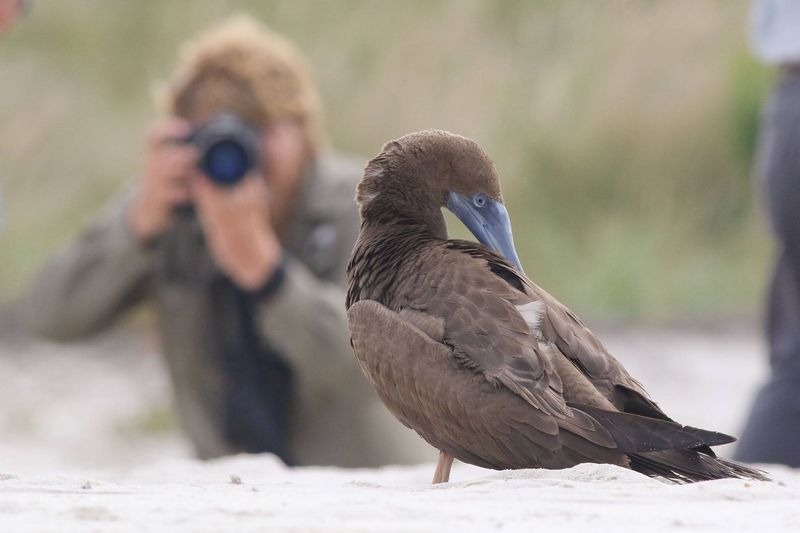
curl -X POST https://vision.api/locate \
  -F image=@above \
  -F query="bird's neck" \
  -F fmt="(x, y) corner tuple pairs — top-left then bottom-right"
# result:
(360, 197), (448, 241)
(347, 203), (447, 309)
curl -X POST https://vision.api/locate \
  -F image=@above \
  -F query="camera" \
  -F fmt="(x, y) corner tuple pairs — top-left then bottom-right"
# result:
(185, 113), (262, 186)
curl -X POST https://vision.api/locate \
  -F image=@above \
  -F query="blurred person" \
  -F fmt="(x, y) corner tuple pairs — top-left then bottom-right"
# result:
(735, 0), (800, 467)
(23, 15), (427, 466)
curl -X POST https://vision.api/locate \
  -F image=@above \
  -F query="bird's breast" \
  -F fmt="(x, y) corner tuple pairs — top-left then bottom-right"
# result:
(346, 228), (436, 309)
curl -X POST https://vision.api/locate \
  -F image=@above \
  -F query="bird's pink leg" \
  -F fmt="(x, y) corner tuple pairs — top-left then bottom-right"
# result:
(432, 450), (455, 484)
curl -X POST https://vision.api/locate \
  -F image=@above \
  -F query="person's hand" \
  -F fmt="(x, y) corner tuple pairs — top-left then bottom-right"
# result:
(192, 173), (282, 290)
(128, 118), (197, 243)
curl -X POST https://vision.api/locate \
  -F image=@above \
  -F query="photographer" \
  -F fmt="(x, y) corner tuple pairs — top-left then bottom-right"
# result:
(24, 16), (426, 466)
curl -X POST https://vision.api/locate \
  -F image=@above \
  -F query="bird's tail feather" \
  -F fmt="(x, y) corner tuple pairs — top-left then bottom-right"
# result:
(628, 448), (770, 483)
(573, 404), (735, 453)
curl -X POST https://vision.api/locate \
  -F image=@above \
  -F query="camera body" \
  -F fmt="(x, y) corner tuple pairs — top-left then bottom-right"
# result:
(186, 113), (262, 186)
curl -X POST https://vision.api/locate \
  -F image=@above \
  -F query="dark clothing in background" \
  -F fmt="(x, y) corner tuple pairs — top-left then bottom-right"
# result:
(213, 276), (294, 464)
(736, 68), (800, 467)
(167, 208), (295, 462)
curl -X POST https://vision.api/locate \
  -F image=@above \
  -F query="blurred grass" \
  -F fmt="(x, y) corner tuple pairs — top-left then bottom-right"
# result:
(0, 0), (774, 322)
(114, 404), (177, 438)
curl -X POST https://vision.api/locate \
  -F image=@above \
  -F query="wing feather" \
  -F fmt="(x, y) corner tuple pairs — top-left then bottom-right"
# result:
(347, 299), (626, 469)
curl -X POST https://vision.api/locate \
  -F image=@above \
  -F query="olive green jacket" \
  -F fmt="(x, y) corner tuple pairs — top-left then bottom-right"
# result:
(23, 154), (429, 466)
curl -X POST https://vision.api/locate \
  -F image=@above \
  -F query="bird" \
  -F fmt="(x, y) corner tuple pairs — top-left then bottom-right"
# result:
(345, 130), (769, 485)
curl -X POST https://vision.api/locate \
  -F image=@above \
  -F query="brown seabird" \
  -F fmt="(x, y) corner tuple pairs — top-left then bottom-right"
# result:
(346, 130), (767, 484)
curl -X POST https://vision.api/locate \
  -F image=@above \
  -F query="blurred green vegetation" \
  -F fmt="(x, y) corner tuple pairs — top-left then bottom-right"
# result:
(0, 0), (774, 321)
(114, 404), (177, 438)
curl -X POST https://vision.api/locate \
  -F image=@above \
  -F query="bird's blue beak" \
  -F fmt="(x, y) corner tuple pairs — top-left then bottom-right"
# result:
(446, 192), (524, 274)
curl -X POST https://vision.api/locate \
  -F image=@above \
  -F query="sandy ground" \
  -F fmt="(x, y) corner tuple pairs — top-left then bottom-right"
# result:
(1, 324), (798, 532)
(1, 457), (797, 533)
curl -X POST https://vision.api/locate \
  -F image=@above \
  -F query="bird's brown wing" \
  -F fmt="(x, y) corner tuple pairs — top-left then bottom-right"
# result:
(421, 242), (734, 448)
(446, 239), (674, 421)
(347, 299), (625, 470)
(408, 244), (576, 421)
(348, 296), (732, 472)
(529, 280), (673, 420)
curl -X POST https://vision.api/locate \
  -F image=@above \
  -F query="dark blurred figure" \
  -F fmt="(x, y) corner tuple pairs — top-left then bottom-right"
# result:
(736, 0), (800, 467)
(23, 15), (425, 466)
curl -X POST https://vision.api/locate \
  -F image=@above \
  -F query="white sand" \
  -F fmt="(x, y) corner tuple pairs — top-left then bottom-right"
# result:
(1, 326), (798, 532)
(1, 457), (797, 532)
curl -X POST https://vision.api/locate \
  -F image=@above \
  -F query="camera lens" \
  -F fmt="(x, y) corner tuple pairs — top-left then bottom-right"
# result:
(201, 139), (251, 186)
(189, 113), (261, 186)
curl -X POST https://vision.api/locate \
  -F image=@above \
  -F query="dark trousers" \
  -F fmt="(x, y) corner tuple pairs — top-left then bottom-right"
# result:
(735, 68), (800, 467)
(212, 277), (295, 464)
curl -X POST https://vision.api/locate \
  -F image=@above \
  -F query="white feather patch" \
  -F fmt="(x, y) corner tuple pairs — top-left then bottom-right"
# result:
(515, 300), (546, 333)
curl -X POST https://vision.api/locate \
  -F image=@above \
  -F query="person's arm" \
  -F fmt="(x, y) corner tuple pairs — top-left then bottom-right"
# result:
(25, 118), (197, 340)
(250, 253), (362, 400)
(24, 197), (155, 340)
(192, 167), (364, 406)
(191, 147), (368, 409)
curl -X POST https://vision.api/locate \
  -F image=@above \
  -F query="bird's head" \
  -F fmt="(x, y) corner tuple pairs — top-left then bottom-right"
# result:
(357, 129), (523, 272)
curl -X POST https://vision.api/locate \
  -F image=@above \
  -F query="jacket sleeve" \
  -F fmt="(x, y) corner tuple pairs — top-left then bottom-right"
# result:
(250, 161), (368, 408)
(23, 196), (155, 341)
(252, 247), (368, 408)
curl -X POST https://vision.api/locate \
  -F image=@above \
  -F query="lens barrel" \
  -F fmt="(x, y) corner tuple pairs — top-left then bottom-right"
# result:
(189, 114), (261, 186)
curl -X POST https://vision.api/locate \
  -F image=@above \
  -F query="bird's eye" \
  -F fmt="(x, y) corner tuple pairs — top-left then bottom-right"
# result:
(473, 193), (487, 208)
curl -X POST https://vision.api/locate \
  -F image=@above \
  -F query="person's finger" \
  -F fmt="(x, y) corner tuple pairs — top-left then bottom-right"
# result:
(163, 186), (192, 205)
(153, 149), (198, 184)
(150, 117), (192, 140)
(191, 174), (219, 213)
(166, 169), (195, 195)
(166, 148), (198, 171)
(152, 144), (198, 169)
(242, 173), (265, 194)
(227, 173), (267, 206)
(148, 117), (193, 149)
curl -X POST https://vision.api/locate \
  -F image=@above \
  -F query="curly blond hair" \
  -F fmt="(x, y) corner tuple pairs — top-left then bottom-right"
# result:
(160, 14), (322, 150)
